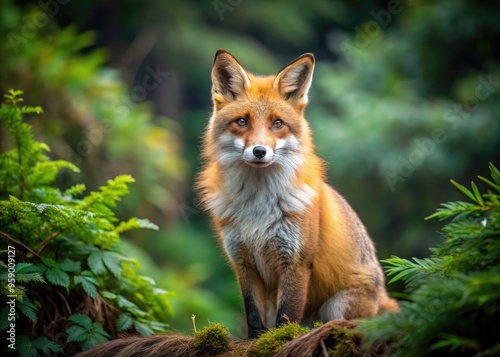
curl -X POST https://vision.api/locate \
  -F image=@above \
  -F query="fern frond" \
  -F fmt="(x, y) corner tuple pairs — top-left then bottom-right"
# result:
(383, 256), (443, 286)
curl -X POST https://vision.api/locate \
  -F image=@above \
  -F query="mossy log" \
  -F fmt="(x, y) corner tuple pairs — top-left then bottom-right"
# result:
(75, 320), (391, 357)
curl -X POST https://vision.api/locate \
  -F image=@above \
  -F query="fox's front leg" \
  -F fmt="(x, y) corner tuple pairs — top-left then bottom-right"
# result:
(222, 228), (266, 338)
(235, 264), (266, 338)
(275, 262), (312, 326)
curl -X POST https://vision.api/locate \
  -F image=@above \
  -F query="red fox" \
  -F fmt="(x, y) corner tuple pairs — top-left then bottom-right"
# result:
(197, 49), (398, 338)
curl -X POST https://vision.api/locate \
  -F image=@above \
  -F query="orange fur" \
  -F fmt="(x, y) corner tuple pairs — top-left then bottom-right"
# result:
(197, 50), (397, 338)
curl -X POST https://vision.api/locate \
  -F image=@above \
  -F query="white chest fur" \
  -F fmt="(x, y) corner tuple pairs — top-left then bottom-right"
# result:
(206, 164), (315, 283)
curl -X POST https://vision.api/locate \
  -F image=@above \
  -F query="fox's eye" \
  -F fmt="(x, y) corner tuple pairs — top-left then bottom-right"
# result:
(236, 118), (247, 126)
(273, 119), (283, 128)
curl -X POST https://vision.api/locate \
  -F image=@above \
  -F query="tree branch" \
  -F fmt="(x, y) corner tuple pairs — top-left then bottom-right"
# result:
(0, 230), (40, 259)
(37, 231), (62, 255)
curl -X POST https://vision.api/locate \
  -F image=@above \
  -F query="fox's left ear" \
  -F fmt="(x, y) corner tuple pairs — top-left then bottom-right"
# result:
(274, 53), (315, 107)
(211, 49), (251, 106)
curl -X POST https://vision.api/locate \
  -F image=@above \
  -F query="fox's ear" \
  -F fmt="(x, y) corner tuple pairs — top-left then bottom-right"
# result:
(211, 49), (251, 105)
(274, 53), (314, 107)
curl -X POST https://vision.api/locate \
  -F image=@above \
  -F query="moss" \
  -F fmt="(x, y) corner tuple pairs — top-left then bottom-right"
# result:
(327, 325), (357, 357)
(313, 321), (323, 328)
(249, 323), (310, 357)
(193, 322), (231, 355)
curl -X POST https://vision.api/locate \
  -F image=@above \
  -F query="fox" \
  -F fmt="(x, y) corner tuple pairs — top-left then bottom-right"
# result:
(197, 49), (398, 339)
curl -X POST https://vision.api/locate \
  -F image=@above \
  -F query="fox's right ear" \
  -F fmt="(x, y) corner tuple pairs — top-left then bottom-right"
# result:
(211, 49), (251, 107)
(274, 53), (314, 109)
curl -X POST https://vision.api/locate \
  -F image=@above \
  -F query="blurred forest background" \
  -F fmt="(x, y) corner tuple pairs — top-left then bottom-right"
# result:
(1, 0), (499, 337)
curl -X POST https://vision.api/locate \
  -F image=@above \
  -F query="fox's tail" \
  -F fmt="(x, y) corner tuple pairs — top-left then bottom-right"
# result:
(74, 333), (192, 357)
(379, 296), (399, 314)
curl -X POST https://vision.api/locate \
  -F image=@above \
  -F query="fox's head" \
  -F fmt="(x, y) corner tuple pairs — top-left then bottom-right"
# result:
(205, 49), (315, 170)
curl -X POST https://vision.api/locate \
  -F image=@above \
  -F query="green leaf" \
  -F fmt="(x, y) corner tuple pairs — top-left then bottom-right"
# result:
(41, 257), (58, 268)
(80, 276), (98, 299)
(17, 335), (37, 357)
(135, 218), (159, 230)
(11, 264), (46, 283)
(450, 179), (477, 203)
(149, 320), (170, 332)
(102, 251), (122, 278)
(81, 332), (110, 350)
(478, 175), (500, 191)
(78, 322), (111, 349)
(490, 162), (500, 186)
(13, 263), (35, 273)
(0, 263), (44, 284)
(66, 325), (90, 343)
(117, 313), (134, 332)
(87, 250), (122, 277)
(45, 267), (70, 288)
(61, 258), (81, 273)
(92, 322), (111, 338)
(470, 182), (484, 206)
(64, 183), (87, 196)
(18, 299), (37, 323)
(115, 217), (159, 233)
(116, 295), (138, 310)
(88, 251), (106, 275)
(430, 334), (480, 352)
(33, 336), (63, 354)
(134, 320), (154, 336)
(34, 263), (47, 274)
(101, 291), (117, 300)
(74, 273), (98, 299)
(0, 307), (11, 331)
(383, 256), (441, 285)
(69, 313), (93, 329)
(79, 174), (135, 213)
(21, 106), (43, 114)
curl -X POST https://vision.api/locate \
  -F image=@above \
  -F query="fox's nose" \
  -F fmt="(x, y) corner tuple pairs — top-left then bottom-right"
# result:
(253, 146), (267, 159)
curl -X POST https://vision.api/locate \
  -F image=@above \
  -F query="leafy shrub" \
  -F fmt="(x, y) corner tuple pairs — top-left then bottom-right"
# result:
(0, 0), (186, 223)
(360, 163), (500, 356)
(0, 90), (172, 355)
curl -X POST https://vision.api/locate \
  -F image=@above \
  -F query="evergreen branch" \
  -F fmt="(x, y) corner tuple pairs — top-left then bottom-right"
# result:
(0, 230), (40, 259)
(383, 256), (442, 285)
(478, 175), (500, 192)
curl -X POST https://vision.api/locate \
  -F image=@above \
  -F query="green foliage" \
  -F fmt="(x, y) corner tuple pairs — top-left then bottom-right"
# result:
(313, 321), (323, 328)
(0, 0), (186, 220)
(249, 323), (309, 357)
(193, 322), (231, 355)
(327, 325), (357, 357)
(17, 335), (63, 357)
(383, 256), (443, 287)
(360, 163), (500, 356)
(0, 91), (172, 354)
(66, 314), (111, 350)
